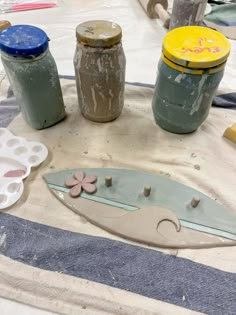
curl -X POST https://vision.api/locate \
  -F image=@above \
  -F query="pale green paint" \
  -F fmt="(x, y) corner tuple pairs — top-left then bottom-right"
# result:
(48, 183), (137, 211)
(152, 59), (224, 134)
(181, 220), (236, 241)
(1, 50), (66, 130)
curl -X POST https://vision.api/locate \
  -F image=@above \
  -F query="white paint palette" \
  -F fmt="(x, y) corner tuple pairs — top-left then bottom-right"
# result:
(0, 128), (48, 209)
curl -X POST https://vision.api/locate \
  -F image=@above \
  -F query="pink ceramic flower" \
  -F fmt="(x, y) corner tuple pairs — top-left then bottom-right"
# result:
(64, 170), (97, 198)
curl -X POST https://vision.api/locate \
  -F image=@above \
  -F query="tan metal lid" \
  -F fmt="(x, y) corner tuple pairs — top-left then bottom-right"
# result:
(76, 20), (122, 48)
(0, 20), (11, 31)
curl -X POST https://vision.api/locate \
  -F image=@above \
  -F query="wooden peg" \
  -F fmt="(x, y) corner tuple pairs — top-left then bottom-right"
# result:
(191, 197), (200, 208)
(144, 186), (151, 197)
(105, 176), (112, 187)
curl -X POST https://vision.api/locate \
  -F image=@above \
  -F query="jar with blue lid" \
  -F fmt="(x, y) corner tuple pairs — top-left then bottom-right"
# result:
(74, 20), (126, 122)
(0, 25), (66, 130)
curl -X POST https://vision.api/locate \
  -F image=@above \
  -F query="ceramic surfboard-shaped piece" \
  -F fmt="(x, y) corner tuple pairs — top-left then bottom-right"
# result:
(43, 168), (236, 249)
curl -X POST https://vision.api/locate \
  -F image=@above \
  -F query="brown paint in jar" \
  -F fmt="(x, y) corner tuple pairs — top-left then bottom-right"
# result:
(74, 20), (126, 122)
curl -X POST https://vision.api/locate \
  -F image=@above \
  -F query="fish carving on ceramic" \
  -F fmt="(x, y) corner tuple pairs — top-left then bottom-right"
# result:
(43, 168), (236, 249)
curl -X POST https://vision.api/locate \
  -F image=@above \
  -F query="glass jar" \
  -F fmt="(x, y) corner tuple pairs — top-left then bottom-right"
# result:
(0, 20), (11, 31)
(74, 20), (126, 122)
(169, 0), (208, 30)
(152, 26), (230, 134)
(0, 25), (66, 130)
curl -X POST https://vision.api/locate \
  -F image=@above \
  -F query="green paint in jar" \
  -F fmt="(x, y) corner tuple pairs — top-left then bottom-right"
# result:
(0, 25), (66, 130)
(152, 26), (230, 134)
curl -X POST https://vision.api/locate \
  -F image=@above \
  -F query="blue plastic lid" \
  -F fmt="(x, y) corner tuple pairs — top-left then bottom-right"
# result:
(0, 25), (48, 56)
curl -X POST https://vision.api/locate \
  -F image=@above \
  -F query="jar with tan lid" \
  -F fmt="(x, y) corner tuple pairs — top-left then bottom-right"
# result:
(74, 20), (126, 122)
(0, 20), (11, 31)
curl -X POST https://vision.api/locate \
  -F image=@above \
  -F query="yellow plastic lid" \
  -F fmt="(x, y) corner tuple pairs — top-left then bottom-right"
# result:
(163, 26), (230, 68)
(76, 20), (122, 48)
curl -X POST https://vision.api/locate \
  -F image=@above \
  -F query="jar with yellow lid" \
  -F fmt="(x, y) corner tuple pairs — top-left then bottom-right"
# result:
(152, 26), (230, 134)
(74, 20), (126, 122)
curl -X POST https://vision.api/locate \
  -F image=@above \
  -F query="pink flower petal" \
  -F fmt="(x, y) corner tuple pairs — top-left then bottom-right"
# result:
(70, 183), (82, 198)
(64, 178), (79, 188)
(82, 183), (97, 194)
(83, 174), (97, 184)
(74, 170), (84, 182)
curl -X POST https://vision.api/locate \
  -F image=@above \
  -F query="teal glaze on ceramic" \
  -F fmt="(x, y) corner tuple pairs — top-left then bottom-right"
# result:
(0, 25), (66, 130)
(48, 183), (137, 211)
(152, 60), (224, 134)
(43, 168), (236, 240)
